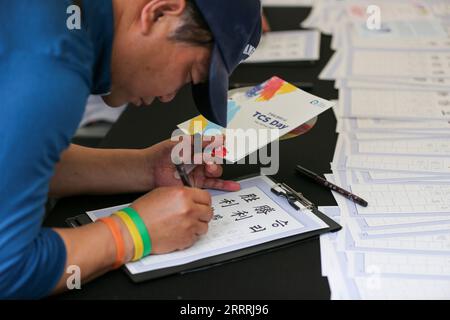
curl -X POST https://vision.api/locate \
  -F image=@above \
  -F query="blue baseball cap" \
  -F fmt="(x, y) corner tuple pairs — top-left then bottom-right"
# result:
(191, 0), (262, 127)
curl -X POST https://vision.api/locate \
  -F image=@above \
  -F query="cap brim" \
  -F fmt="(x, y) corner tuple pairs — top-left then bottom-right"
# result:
(192, 45), (229, 128)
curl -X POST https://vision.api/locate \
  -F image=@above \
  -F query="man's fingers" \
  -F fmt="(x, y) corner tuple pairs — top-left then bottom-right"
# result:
(188, 188), (212, 206)
(221, 180), (241, 192)
(202, 179), (241, 192)
(194, 221), (209, 236)
(204, 163), (223, 178)
(192, 203), (213, 222)
(199, 135), (226, 148)
(262, 14), (271, 33)
(171, 134), (225, 154)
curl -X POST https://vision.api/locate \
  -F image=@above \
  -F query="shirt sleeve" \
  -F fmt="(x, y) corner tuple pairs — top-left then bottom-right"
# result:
(0, 53), (90, 299)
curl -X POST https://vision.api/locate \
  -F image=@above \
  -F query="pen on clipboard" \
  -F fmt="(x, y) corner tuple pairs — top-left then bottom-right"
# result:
(296, 165), (369, 207)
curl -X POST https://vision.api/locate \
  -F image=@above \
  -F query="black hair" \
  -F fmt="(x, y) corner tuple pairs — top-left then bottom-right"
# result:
(169, 0), (214, 47)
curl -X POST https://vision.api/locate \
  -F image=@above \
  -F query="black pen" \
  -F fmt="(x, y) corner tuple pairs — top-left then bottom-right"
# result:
(174, 157), (192, 188)
(296, 165), (369, 207)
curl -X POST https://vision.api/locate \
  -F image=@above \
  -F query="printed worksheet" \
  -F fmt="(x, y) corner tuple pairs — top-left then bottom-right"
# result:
(351, 170), (441, 184)
(334, 171), (450, 215)
(321, 223), (450, 300)
(345, 155), (450, 174)
(346, 223), (450, 255)
(336, 77), (450, 90)
(315, 0), (450, 300)
(351, 183), (450, 214)
(348, 132), (439, 140)
(351, 251), (450, 279)
(87, 176), (329, 275)
(339, 118), (450, 132)
(353, 277), (450, 300)
(244, 30), (320, 63)
(359, 221), (450, 238)
(327, 174), (450, 232)
(346, 50), (450, 79)
(362, 216), (450, 230)
(368, 171), (446, 181)
(351, 20), (448, 41)
(346, 1), (435, 22)
(133, 186), (304, 273)
(355, 138), (450, 156)
(339, 88), (450, 120)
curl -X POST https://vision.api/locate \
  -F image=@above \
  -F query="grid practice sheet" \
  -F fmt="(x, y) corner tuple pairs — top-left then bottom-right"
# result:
(87, 176), (329, 275)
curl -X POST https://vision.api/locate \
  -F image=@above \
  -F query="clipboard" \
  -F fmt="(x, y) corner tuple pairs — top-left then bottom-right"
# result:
(66, 174), (341, 283)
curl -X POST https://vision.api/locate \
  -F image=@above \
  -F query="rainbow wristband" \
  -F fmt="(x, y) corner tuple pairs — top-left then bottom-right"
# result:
(114, 211), (144, 261)
(122, 207), (152, 257)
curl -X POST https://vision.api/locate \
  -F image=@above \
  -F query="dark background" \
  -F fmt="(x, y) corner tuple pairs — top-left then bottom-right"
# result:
(44, 7), (339, 300)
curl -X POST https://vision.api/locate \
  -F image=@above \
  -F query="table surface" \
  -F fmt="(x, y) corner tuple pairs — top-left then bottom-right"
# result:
(44, 7), (339, 300)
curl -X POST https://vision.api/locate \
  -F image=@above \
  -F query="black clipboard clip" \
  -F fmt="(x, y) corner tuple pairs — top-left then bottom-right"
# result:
(271, 183), (316, 212)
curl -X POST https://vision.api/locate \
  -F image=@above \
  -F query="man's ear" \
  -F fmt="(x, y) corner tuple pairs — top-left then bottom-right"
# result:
(140, 0), (187, 35)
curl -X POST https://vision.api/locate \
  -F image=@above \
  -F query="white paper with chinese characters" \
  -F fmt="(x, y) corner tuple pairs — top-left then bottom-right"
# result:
(87, 176), (329, 275)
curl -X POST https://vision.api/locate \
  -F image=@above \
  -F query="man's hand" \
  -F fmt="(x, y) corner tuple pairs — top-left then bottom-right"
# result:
(131, 186), (213, 254)
(53, 185), (214, 293)
(144, 137), (241, 192)
(262, 13), (271, 33)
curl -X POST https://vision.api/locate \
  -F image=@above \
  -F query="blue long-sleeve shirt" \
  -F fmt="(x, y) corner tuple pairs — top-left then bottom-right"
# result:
(0, 0), (114, 298)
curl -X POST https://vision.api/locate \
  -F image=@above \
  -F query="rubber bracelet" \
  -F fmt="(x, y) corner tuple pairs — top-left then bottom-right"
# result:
(98, 217), (125, 269)
(122, 207), (152, 257)
(114, 211), (144, 261)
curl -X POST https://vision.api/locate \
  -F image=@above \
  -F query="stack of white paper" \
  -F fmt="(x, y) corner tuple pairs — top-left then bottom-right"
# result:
(262, 0), (314, 7)
(306, 0), (450, 300)
(244, 30), (321, 63)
